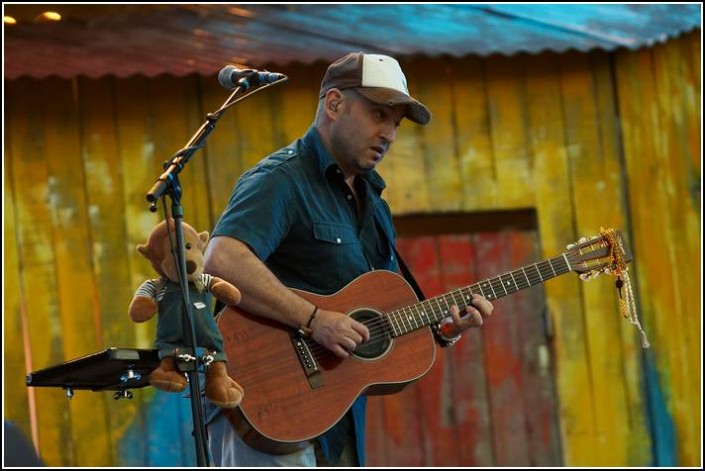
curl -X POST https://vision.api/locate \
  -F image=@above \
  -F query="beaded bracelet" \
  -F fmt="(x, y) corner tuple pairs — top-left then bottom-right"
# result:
(297, 306), (318, 337)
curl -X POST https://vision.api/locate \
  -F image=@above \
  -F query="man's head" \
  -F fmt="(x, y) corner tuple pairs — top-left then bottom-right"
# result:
(319, 52), (431, 126)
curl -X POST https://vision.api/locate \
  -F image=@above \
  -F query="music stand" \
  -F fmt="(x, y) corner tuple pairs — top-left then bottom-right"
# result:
(26, 347), (160, 400)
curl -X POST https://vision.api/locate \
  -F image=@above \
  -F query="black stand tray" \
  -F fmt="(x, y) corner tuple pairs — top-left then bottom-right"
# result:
(25, 347), (160, 393)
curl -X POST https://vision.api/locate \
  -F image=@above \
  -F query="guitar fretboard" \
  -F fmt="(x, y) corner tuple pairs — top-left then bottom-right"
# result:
(386, 254), (571, 337)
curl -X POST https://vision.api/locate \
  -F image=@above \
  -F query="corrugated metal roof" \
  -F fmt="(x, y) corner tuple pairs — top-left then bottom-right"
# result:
(3, 3), (701, 79)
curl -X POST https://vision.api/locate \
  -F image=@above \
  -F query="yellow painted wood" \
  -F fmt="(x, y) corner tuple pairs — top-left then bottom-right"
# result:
(484, 55), (534, 209)
(112, 75), (167, 463)
(378, 59), (433, 214)
(6, 79), (71, 466)
(113, 76), (161, 351)
(407, 57), (463, 212)
(3, 100), (33, 442)
(234, 83), (281, 173)
(39, 77), (113, 466)
(649, 37), (701, 466)
(592, 52), (652, 466)
(560, 51), (648, 465)
(198, 75), (247, 224)
(148, 75), (211, 232)
(615, 35), (701, 466)
(275, 62), (323, 145)
(451, 55), (498, 210)
(522, 52), (595, 464)
(678, 33), (701, 175)
(77, 76), (141, 465)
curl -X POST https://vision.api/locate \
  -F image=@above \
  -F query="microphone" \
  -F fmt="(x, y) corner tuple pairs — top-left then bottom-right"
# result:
(218, 65), (287, 90)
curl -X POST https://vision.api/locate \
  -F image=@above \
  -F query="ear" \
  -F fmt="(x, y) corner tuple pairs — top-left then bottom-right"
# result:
(137, 244), (150, 258)
(324, 89), (344, 117)
(199, 231), (209, 245)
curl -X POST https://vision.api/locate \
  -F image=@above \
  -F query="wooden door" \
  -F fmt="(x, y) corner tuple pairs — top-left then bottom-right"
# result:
(366, 229), (562, 466)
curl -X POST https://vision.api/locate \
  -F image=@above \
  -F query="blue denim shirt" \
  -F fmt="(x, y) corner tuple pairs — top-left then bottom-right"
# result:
(212, 126), (400, 465)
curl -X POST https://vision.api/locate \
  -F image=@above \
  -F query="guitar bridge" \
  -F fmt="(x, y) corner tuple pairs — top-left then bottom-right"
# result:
(290, 333), (323, 389)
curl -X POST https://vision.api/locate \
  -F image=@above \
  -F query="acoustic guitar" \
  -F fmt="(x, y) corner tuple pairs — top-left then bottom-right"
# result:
(217, 230), (631, 452)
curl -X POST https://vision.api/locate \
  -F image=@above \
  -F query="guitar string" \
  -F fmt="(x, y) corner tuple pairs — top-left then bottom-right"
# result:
(300, 266), (565, 359)
(261, 242), (615, 363)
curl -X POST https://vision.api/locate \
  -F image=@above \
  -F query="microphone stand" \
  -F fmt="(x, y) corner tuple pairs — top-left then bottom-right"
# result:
(144, 71), (287, 467)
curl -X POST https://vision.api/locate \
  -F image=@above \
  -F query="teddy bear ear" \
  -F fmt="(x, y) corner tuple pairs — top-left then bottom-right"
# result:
(137, 244), (150, 258)
(199, 231), (209, 244)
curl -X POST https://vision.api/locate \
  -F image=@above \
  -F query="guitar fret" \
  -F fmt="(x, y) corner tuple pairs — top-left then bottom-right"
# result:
(484, 280), (497, 300)
(434, 297), (446, 320)
(395, 309), (406, 335)
(494, 277), (507, 297)
(509, 272), (519, 292)
(499, 274), (510, 295)
(556, 255), (569, 274)
(441, 296), (452, 314)
(408, 306), (419, 329)
(562, 253), (572, 271)
(540, 261), (553, 280)
(450, 290), (464, 309)
(389, 311), (402, 336)
(413, 304), (429, 327)
(401, 307), (413, 333)
(397, 308), (407, 334)
(521, 267), (531, 286)
(533, 263), (544, 282)
(462, 287), (473, 303)
(547, 258), (557, 276)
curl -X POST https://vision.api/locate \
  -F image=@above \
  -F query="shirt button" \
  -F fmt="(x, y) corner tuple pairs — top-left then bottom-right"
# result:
(336, 238), (341, 244)
(287, 150), (293, 155)
(346, 194), (353, 200)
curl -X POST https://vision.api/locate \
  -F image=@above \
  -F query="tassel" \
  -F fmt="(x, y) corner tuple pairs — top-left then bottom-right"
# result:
(601, 228), (650, 348)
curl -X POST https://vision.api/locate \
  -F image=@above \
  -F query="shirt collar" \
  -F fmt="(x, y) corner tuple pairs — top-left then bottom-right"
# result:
(301, 126), (387, 194)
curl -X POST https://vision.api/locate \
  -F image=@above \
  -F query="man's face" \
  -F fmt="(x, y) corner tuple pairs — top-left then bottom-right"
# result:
(330, 89), (407, 177)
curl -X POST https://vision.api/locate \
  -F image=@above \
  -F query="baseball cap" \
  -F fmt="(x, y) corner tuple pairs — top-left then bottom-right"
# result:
(319, 52), (431, 125)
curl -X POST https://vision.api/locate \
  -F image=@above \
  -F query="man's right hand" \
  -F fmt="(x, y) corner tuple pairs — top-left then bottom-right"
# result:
(310, 309), (370, 358)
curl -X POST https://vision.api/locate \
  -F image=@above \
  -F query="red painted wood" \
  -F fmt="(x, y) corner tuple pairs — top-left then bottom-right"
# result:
(509, 231), (561, 465)
(475, 232), (531, 466)
(366, 231), (561, 466)
(440, 235), (494, 466)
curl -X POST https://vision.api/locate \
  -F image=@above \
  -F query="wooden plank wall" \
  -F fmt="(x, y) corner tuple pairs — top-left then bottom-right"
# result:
(365, 231), (562, 466)
(3, 31), (700, 466)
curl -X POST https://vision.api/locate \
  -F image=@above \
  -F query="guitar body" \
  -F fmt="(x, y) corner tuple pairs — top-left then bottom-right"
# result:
(217, 270), (436, 449)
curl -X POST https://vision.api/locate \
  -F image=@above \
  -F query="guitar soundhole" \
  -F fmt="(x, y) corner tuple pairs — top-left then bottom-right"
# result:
(349, 308), (392, 360)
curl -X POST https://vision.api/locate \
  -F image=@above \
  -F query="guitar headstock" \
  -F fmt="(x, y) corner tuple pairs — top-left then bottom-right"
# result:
(565, 230), (633, 279)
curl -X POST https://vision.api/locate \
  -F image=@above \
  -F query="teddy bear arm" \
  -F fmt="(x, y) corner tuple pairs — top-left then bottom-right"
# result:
(208, 276), (242, 306)
(128, 295), (158, 323)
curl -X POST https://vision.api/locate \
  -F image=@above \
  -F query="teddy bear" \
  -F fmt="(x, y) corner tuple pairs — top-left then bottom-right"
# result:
(128, 218), (244, 409)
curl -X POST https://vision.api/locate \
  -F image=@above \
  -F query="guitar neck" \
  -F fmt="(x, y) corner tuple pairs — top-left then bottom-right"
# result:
(387, 253), (572, 337)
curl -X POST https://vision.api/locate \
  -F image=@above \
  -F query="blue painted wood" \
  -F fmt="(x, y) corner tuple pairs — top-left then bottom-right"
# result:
(119, 390), (197, 467)
(642, 349), (677, 466)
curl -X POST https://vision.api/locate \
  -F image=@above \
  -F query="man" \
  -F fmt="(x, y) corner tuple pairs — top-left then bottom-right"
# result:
(204, 51), (494, 466)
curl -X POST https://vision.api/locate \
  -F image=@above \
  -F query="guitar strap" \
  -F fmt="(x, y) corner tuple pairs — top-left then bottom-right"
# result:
(390, 243), (426, 301)
(373, 208), (426, 302)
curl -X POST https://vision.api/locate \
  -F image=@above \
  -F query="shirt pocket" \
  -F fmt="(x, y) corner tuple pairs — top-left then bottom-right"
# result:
(309, 222), (364, 292)
(313, 222), (357, 246)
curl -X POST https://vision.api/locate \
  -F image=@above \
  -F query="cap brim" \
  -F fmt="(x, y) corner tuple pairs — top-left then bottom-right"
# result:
(356, 87), (431, 125)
